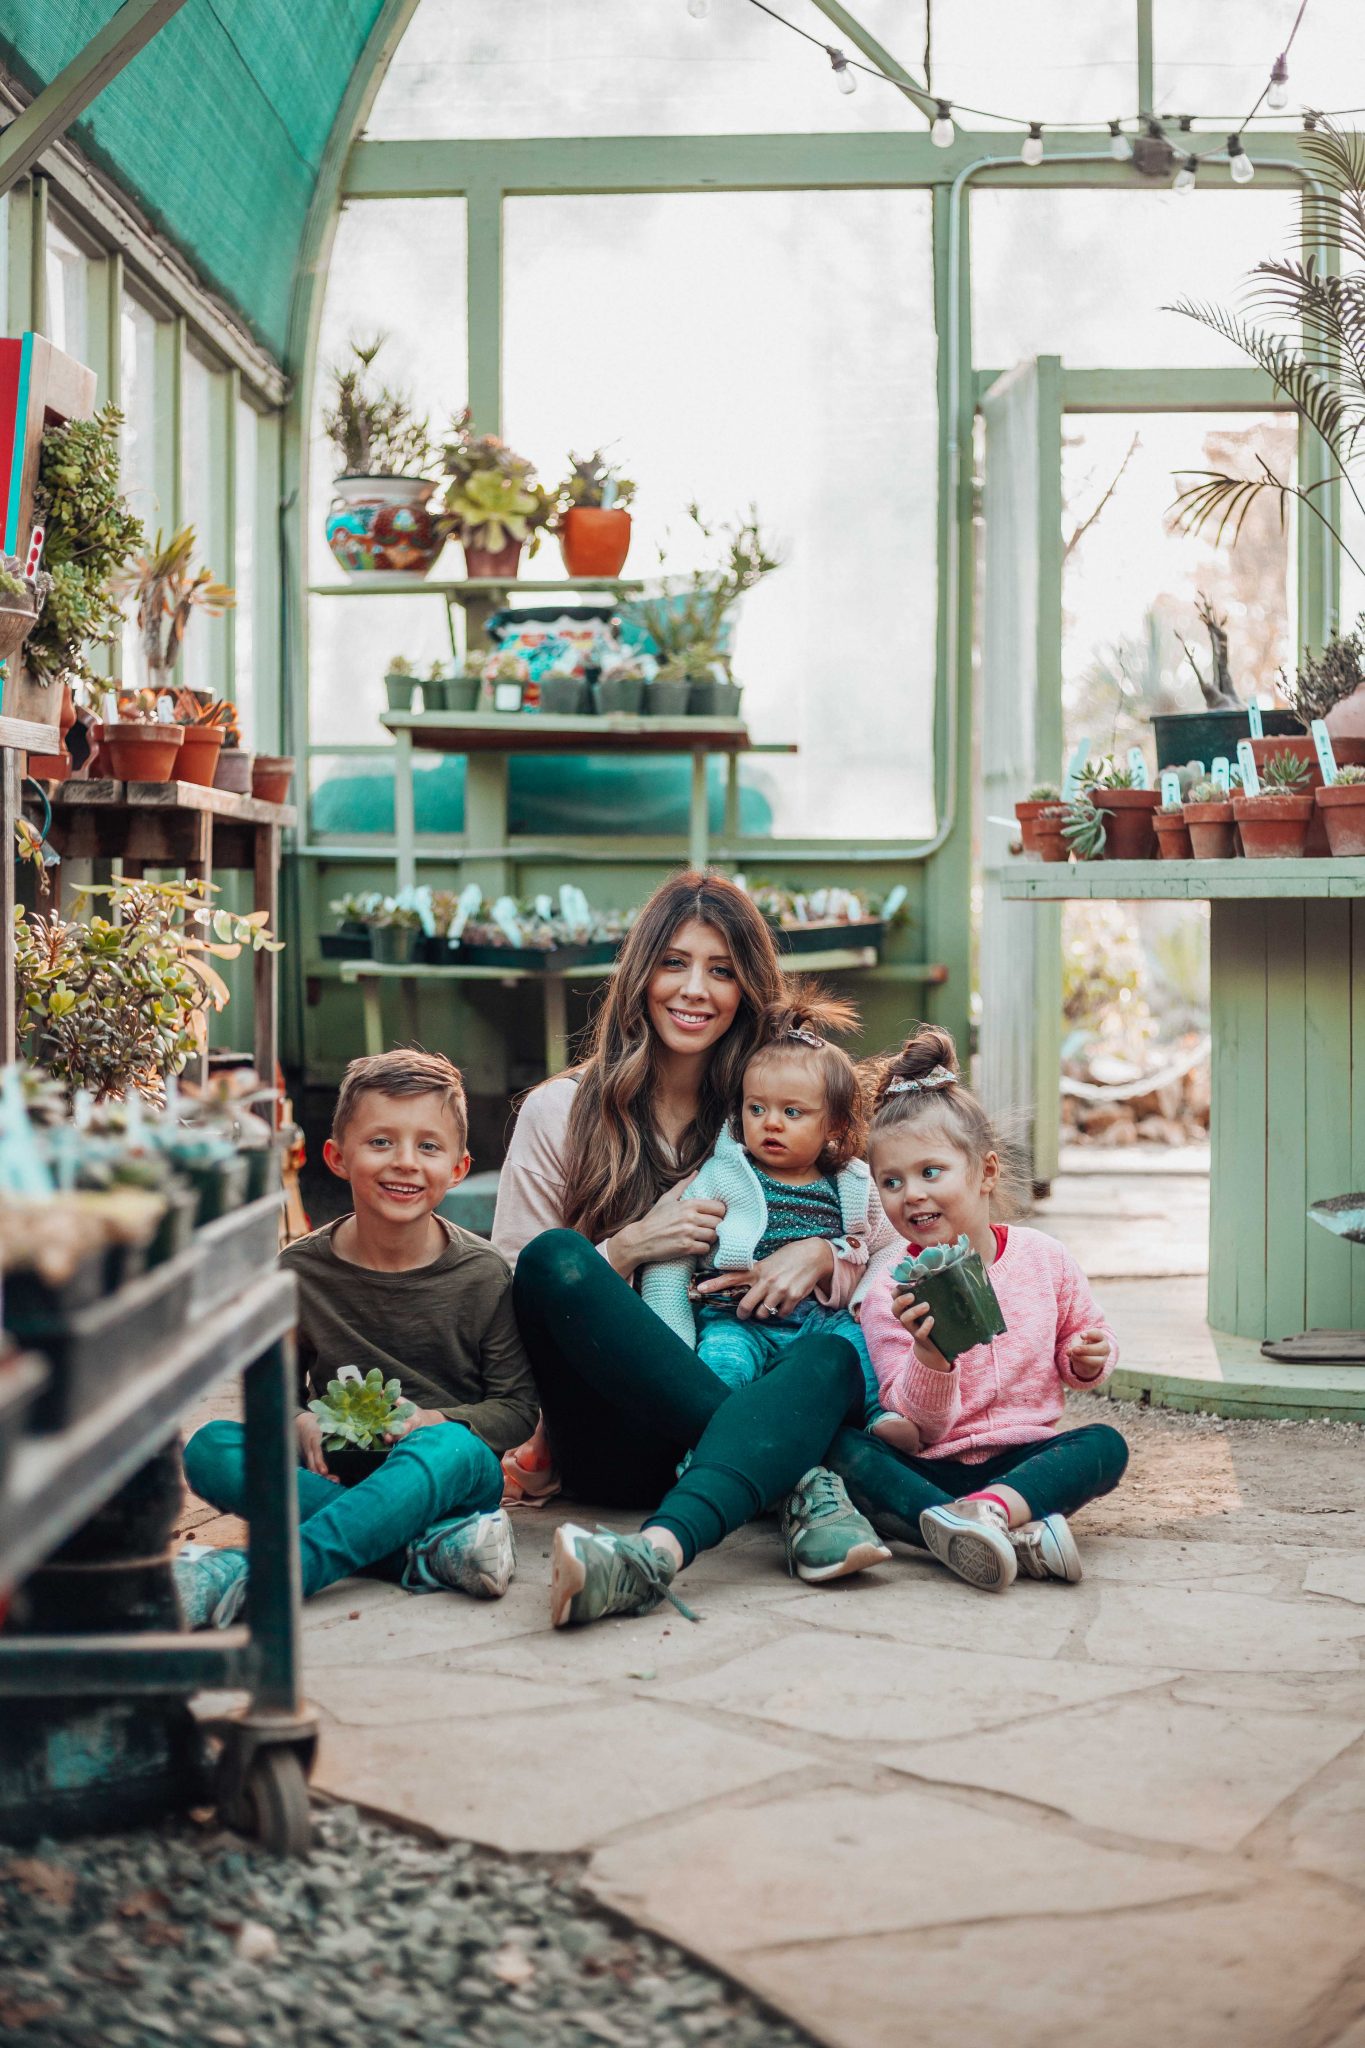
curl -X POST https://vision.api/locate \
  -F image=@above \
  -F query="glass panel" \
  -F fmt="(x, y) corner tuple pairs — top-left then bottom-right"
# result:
(972, 188), (1299, 368)
(234, 397), (257, 743)
(504, 190), (937, 840)
(180, 350), (213, 693)
(119, 292), (161, 680)
(1154, 0), (1365, 123)
(44, 216), (87, 361)
(308, 198), (467, 755)
(929, 0), (1134, 127)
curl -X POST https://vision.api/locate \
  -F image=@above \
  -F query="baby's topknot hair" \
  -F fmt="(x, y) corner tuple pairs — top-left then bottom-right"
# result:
(740, 981), (865, 1172)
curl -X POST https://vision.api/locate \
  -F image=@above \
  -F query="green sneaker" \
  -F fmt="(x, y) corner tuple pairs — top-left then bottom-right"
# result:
(173, 1544), (249, 1628)
(780, 1468), (892, 1583)
(550, 1523), (697, 1629)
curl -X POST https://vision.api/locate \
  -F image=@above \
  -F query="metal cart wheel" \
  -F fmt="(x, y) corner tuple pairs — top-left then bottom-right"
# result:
(240, 1747), (311, 1858)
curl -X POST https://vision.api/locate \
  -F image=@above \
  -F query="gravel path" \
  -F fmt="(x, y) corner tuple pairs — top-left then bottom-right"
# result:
(0, 1803), (816, 2048)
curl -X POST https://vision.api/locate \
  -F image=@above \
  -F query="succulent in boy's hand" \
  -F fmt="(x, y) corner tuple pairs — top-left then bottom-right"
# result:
(308, 1365), (415, 1451)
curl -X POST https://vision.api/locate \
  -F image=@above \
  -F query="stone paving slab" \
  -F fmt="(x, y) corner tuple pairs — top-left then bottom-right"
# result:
(1083, 1581), (1365, 1672)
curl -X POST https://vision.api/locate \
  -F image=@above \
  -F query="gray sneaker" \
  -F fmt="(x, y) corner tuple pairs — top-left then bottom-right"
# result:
(403, 1508), (517, 1598)
(780, 1467), (892, 1583)
(1011, 1512), (1083, 1583)
(919, 1500), (1017, 1592)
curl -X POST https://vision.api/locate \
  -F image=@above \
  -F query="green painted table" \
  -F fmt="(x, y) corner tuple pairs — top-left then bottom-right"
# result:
(1001, 858), (1365, 1343)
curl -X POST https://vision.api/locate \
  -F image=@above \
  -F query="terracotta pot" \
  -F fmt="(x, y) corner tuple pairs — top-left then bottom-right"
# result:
(102, 721), (184, 783)
(212, 747), (253, 794)
(1014, 799), (1059, 858)
(558, 506), (632, 579)
(251, 753), (294, 805)
(1249, 735), (1365, 855)
(1153, 810), (1193, 859)
(1232, 791), (1315, 859)
(176, 724), (225, 788)
(1034, 810), (1070, 863)
(1086, 785), (1160, 860)
(25, 752), (70, 782)
(1315, 782), (1365, 856)
(1183, 799), (1237, 860)
(463, 538), (523, 579)
(325, 474), (443, 577)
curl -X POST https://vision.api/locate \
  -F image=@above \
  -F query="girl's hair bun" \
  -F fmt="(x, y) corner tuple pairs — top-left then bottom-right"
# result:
(754, 979), (859, 1049)
(882, 1022), (959, 1091)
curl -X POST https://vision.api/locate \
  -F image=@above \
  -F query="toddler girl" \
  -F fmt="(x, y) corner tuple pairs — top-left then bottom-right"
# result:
(857, 1023), (1129, 1590)
(642, 992), (918, 1451)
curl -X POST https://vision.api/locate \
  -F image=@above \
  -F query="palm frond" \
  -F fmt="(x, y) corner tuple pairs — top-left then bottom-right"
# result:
(1169, 467), (1294, 549)
(1167, 296), (1357, 455)
(1244, 260), (1365, 409)
(1300, 120), (1365, 269)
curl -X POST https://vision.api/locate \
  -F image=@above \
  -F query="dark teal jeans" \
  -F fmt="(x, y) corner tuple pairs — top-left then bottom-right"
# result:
(183, 1418), (503, 1598)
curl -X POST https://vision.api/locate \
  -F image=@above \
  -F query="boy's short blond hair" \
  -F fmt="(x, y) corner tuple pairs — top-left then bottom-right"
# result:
(331, 1050), (469, 1153)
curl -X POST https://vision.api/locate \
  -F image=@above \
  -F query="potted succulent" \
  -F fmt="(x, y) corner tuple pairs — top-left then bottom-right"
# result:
(891, 1235), (1008, 1361)
(594, 650), (648, 716)
(1183, 778), (1239, 859)
(251, 753), (294, 805)
(1080, 759), (1160, 859)
(367, 898), (423, 965)
(441, 410), (551, 579)
(385, 654), (418, 712)
(99, 687), (184, 783)
(1014, 781), (1060, 857)
(1153, 795), (1194, 859)
(308, 1365), (414, 1486)
(553, 449), (637, 578)
(322, 338), (442, 577)
(1258, 632), (1365, 852)
(633, 506), (781, 717)
(1234, 750), (1317, 858)
(442, 659), (483, 713)
(1150, 594), (1298, 770)
(210, 699), (252, 794)
(21, 406), (144, 728)
(1316, 763), (1365, 856)
(538, 662), (591, 715)
(170, 689), (234, 789)
(485, 651), (529, 712)
(1061, 792), (1107, 862)
(1033, 804), (1071, 862)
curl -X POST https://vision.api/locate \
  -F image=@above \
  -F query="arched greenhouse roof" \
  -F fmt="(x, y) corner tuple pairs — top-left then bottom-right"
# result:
(0, 0), (409, 364)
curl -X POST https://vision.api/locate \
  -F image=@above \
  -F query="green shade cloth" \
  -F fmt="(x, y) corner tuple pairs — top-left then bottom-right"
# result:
(1, 1), (389, 361)
(310, 756), (774, 837)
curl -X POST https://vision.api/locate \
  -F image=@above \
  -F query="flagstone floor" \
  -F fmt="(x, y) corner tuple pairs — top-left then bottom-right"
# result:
(182, 1169), (1365, 2048)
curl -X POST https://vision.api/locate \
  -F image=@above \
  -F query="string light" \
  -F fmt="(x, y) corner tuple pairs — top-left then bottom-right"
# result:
(826, 45), (857, 95)
(1108, 119), (1133, 162)
(1145, 117), (1167, 142)
(1227, 133), (1256, 183)
(1267, 53), (1291, 111)
(931, 98), (956, 147)
(1020, 121), (1044, 166)
(1174, 152), (1199, 193)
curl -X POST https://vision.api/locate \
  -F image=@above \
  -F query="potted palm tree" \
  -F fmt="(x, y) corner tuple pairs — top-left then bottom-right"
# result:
(553, 449), (636, 577)
(441, 410), (551, 578)
(322, 338), (441, 577)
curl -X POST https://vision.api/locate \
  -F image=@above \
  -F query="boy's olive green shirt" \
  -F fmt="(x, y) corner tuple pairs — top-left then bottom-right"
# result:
(278, 1218), (538, 1456)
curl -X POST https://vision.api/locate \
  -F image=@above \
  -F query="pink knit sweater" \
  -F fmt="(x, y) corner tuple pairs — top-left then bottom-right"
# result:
(859, 1224), (1118, 1463)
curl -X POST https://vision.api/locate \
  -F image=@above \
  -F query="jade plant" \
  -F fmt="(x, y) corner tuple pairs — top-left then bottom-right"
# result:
(1257, 750), (1313, 795)
(308, 1365), (414, 1452)
(1062, 793), (1108, 860)
(26, 405), (145, 693)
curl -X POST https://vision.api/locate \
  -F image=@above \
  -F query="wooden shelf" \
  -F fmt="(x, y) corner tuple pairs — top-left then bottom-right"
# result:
(0, 714), (57, 753)
(309, 575), (645, 599)
(380, 710), (795, 758)
(338, 945), (878, 987)
(50, 778), (296, 827)
(1000, 858), (1365, 901)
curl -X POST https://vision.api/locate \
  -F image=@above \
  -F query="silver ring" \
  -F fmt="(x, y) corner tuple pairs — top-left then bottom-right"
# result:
(759, 1304), (772, 1316)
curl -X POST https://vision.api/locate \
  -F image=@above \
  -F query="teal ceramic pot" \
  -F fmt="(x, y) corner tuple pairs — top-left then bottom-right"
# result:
(326, 475), (443, 577)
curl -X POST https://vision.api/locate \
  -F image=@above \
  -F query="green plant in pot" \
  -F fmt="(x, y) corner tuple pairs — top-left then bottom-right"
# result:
(308, 1365), (415, 1486)
(385, 653), (417, 711)
(1153, 795), (1194, 860)
(1079, 757), (1160, 859)
(113, 524), (234, 692)
(367, 898), (423, 964)
(1233, 749), (1316, 859)
(1268, 633), (1365, 847)
(1316, 761), (1365, 856)
(594, 650), (648, 716)
(1014, 781), (1061, 857)
(891, 1235), (1008, 1361)
(322, 338), (441, 577)
(553, 448), (637, 578)
(634, 504), (782, 716)
(441, 410), (551, 578)
(1061, 793), (1108, 862)
(1183, 776), (1239, 859)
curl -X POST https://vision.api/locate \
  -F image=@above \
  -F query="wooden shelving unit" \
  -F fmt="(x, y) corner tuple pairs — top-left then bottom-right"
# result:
(1, 713), (58, 1059)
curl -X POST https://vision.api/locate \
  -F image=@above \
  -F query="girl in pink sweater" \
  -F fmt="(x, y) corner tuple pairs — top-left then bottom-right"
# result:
(856, 1024), (1128, 1593)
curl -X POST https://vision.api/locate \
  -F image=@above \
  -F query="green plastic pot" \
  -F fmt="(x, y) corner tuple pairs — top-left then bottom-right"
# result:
(370, 923), (421, 965)
(910, 1251), (1008, 1362)
(384, 673), (417, 711)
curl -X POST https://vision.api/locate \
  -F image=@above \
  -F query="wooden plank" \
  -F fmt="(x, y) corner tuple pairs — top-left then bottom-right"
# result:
(52, 780), (296, 826)
(335, 947), (880, 987)
(1304, 900), (1355, 1333)
(1233, 903), (1269, 1339)
(1263, 903), (1308, 1337)
(1000, 859), (1365, 902)
(0, 714), (56, 752)
(379, 712), (794, 759)
(1207, 902), (1238, 1335)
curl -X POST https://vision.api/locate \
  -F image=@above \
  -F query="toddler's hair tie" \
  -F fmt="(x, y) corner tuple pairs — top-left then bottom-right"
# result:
(885, 1064), (956, 1095)
(786, 1027), (825, 1050)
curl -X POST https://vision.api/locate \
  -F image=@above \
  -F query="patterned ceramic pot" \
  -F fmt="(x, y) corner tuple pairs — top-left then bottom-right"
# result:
(325, 474), (443, 577)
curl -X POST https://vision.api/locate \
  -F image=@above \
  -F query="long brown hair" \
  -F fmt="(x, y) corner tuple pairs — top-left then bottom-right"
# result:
(741, 985), (867, 1173)
(560, 871), (785, 1241)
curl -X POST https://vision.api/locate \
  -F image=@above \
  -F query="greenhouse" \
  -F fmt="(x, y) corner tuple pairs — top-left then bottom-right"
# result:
(0, 5), (1363, 2044)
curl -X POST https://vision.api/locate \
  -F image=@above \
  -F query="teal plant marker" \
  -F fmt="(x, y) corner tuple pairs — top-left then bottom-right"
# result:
(1126, 747), (1150, 788)
(1236, 739), (1260, 796)
(1211, 756), (1231, 795)
(891, 1232), (1008, 1363)
(1247, 701), (1264, 738)
(1310, 719), (1338, 787)
(1062, 738), (1091, 800)
(1160, 769), (1182, 810)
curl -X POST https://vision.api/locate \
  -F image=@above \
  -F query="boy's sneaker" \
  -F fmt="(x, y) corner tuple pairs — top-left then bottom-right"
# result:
(780, 1467), (892, 1583)
(550, 1524), (697, 1628)
(1011, 1512), (1083, 1583)
(403, 1508), (517, 1598)
(919, 1499), (1018, 1592)
(173, 1545), (249, 1629)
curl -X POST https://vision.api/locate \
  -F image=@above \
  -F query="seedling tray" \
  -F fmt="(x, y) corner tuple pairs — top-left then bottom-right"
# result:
(776, 919), (884, 955)
(458, 940), (619, 970)
(189, 1193), (282, 1317)
(320, 933), (371, 960)
(18, 1241), (200, 1433)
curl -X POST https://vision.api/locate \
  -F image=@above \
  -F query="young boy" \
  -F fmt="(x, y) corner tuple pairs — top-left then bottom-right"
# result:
(175, 1050), (538, 1628)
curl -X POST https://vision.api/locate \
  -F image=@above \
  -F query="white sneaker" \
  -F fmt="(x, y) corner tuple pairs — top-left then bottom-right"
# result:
(1011, 1512), (1083, 1583)
(919, 1499), (1017, 1592)
(402, 1507), (517, 1598)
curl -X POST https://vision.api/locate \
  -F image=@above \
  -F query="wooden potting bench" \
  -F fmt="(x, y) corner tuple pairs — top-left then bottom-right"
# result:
(1002, 857), (1365, 1343)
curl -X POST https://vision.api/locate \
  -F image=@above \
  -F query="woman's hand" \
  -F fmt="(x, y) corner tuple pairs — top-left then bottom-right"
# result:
(696, 1237), (835, 1321)
(383, 1408), (449, 1442)
(295, 1411), (340, 1481)
(890, 1286), (954, 1374)
(607, 1180), (727, 1275)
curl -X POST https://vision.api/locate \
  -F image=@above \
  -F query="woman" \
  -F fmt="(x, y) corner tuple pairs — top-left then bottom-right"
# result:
(493, 870), (892, 1628)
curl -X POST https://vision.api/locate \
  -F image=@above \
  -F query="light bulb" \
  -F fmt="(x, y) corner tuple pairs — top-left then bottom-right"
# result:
(826, 47), (857, 94)
(1267, 54), (1290, 110)
(1109, 120), (1133, 162)
(931, 99), (955, 148)
(1020, 121), (1044, 167)
(1174, 153), (1198, 193)
(1228, 135), (1255, 183)
(686, 0), (709, 15)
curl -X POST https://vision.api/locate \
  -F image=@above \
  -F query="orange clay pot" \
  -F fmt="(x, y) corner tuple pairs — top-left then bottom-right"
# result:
(1034, 809), (1070, 863)
(1316, 781), (1365, 857)
(251, 753), (294, 805)
(1013, 799), (1057, 857)
(558, 507), (632, 579)
(1153, 809), (1193, 859)
(102, 721), (184, 783)
(1249, 735), (1365, 856)
(1183, 799), (1237, 860)
(1086, 785), (1160, 860)
(1232, 791), (1315, 859)
(176, 724), (225, 788)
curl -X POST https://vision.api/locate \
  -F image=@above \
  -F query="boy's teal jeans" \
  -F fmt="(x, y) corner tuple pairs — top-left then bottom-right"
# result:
(183, 1418), (503, 1599)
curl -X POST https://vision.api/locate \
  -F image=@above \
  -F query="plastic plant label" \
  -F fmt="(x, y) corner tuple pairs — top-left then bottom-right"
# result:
(1160, 770), (1182, 810)
(1236, 739), (1260, 796)
(1211, 756), (1231, 795)
(493, 681), (522, 712)
(1126, 747), (1151, 788)
(1062, 738), (1091, 800)
(1247, 701), (1264, 738)
(881, 883), (908, 921)
(1311, 718), (1338, 786)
